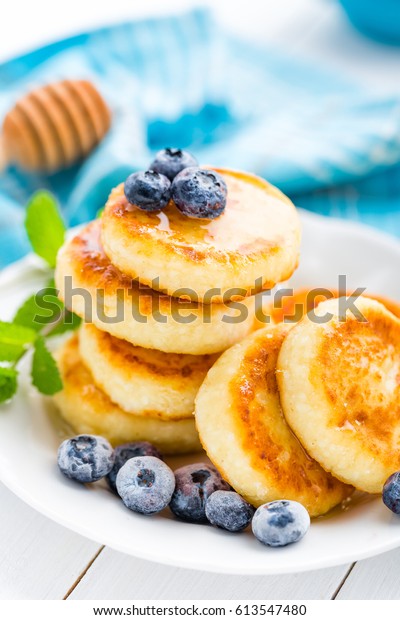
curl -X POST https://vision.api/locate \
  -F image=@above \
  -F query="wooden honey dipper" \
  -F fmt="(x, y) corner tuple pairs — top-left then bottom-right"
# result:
(1, 79), (111, 173)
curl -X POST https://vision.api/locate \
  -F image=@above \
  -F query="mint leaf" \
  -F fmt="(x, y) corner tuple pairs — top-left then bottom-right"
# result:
(25, 191), (66, 267)
(13, 294), (42, 331)
(13, 286), (63, 332)
(14, 286), (81, 337)
(0, 367), (18, 403)
(31, 336), (62, 395)
(0, 322), (37, 345)
(0, 342), (26, 363)
(0, 321), (37, 362)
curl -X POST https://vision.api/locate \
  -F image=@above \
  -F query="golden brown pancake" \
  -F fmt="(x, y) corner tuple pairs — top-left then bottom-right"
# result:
(195, 324), (352, 516)
(55, 220), (256, 355)
(278, 296), (400, 493)
(101, 169), (301, 303)
(54, 335), (202, 454)
(79, 323), (218, 420)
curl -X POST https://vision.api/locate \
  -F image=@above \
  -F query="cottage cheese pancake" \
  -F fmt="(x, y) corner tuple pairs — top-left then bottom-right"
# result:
(278, 296), (400, 493)
(55, 221), (256, 354)
(54, 335), (202, 454)
(79, 323), (218, 420)
(101, 169), (301, 303)
(195, 324), (351, 517)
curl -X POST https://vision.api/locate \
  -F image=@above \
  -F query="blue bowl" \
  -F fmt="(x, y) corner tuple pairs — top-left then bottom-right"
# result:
(339, 0), (400, 44)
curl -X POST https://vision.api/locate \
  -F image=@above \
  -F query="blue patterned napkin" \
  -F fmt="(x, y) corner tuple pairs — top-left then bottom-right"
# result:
(1, 8), (400, 267)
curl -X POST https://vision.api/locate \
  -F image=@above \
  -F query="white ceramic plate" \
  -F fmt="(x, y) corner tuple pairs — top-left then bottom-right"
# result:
(1, 210), (400, 575)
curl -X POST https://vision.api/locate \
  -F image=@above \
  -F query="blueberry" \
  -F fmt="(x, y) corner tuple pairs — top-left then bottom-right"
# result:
(124, 170), (171, 212)
(149, 148), (198, 181)
(169, 463), (230, 522)
(116, 456), (175, 515)
(171, 167), (227, 219)
(252, 500), (310, 547)
(383, 471), (400, 514)
(107, 442), (163, 493)
(57, 434), (114, 483)
(205, 491), (255, 532)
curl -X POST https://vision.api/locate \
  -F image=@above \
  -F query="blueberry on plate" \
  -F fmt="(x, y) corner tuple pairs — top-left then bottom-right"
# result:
(383, 471), (400, 514)
(149, 148), (198, 181)
(107, 442), (163, 493)
(57, 434), (114, 483)
(124, 170), (171, 212)
(205, 491), (255, 532)
(169, 462), (231, 523)
(116, 456), (175, 515)
(252, 500), (310, 547)
(171, 167), (227, 219)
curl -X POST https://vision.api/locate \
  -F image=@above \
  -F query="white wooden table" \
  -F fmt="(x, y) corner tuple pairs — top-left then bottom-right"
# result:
(1, 0), (400, 600)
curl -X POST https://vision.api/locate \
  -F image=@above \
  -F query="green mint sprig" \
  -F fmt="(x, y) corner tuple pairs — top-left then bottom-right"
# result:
(0, 191), (81, 404)
(25, 191), (66, 268)
(31, 336), (63, 395)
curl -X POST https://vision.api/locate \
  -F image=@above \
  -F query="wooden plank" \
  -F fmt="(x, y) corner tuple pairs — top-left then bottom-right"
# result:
(69, 547), (352, 600)
(0, 483), (101, 600)
(336, 549), (400, 600)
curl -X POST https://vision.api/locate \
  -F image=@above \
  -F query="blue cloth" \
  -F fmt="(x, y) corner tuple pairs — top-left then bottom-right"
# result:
(1, 8), (400, 267)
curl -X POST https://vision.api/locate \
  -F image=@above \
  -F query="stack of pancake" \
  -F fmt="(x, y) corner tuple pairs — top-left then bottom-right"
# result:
(54, 165), (400, 518)
(54, 168), (301, 455)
